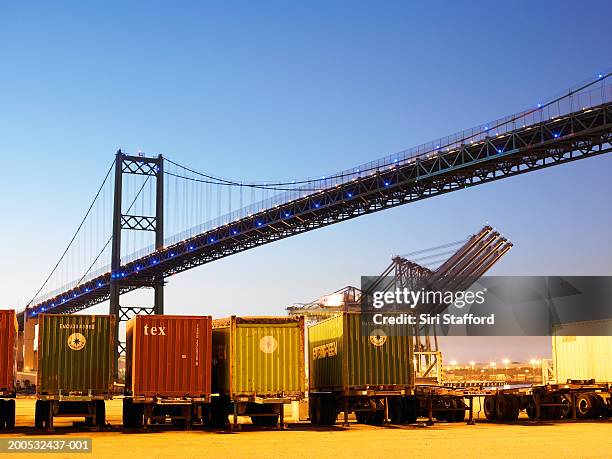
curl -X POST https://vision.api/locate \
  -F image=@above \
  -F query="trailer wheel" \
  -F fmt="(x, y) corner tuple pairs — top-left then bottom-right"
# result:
(6, 399), (15, 430)
(483, 396), (497, 420)
(95, 401), (106, 427)
(209, 396), (229, 428)
(354, 411), (369, 424)
(576, 394), (594, 419)
(122, 398), (135, 428)
(388, 398), (402, 424)
(0, 400), (5, 430)
(367, 410), (385, 425)
(318, 396), (337, 425)
(453, 397), (466, 422)
(436, 398), (452, 422)
(402, 397), (419, 424)
(35, 400), (50, 429)
(589, 394), (605, 418)
(526, 400), (537, 420)
(507, 396), (520, 421)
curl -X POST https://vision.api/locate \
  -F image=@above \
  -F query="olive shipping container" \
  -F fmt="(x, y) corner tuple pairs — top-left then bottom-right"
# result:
(552, 319), (612, 383)
(309, 313), (414, 393)
(37, 314), (115, 396)
(0, 310), (17, 394)
(212, 316), (304, 398)
(126, 315), (212, 397)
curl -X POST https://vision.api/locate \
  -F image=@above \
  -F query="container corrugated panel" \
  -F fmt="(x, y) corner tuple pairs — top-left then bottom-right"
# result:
(552, 319), (612, 383)
(126, 315), (212, 397)
(37, 314), (115, 395)
(309, 313), (414, 393)
(212, 316), (304, 398)
(0, 310), (17, 392)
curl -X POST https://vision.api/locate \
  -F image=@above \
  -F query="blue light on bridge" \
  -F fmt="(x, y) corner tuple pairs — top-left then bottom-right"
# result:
(314, 203), (320, 208)
(41, 307), (45, 312)
(85, 288), (89, 292)
(538, 103), (542, 108)
(209, 237), (215, 243)
(152, 259), (158, 264)
(98, 282), (102, 287)
(257, 221), (263, 226)
(189, 245), (194, 250)
(497, 149), (503, 153)
(170, 253), (175, 257)
(553, 133), (559, 138)
(599, 74), (604, 79)
(484, 126), (489, 131)
(384, 181), (390, 187)
(284, 212), (290, 218)
(347, 192), (353, 198)
(232, 229), (238, 235)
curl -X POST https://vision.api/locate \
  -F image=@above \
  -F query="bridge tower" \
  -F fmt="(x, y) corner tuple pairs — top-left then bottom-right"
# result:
(109, 150), (164, 365)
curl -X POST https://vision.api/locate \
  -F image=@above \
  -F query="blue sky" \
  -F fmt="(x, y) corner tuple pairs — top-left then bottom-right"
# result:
(1, 1), (611, 361)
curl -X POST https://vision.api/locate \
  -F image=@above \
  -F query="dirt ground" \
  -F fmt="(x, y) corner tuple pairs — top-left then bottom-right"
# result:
(1, 398), (610, 458)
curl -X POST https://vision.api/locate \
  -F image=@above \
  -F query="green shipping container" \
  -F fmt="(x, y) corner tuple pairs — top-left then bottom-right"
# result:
(37, 314), (115, 396)
(309, 313), (414, 393)
(212, 316), (304, 399)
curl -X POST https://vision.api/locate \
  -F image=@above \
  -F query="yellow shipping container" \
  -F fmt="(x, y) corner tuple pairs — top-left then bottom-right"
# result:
(552, 319), (612, 383)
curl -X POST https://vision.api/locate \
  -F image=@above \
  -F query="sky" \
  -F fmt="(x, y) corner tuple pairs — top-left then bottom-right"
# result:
(1, 1), (611, 362)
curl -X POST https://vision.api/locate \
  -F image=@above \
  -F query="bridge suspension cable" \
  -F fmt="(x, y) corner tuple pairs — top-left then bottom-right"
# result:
(26, 159), (116, 307)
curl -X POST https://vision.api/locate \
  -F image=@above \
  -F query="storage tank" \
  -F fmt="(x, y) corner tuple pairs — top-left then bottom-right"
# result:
(0, 310), (17, 395)
(552, 319), (612, 383)
(309, 312), (414, 392)
(125, 315), (212, 397)
(212, 316), (304, 398)
(37, 314), (115, 395)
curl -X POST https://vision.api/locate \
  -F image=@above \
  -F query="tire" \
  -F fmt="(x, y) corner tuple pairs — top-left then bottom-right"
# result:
(35, 400), (48, 429)
(496, 395), (511, 421)
(526, 400), (537, 420)
(0, 400), (5, 430)
(209, 396), (229, 428)
(95, 401), (106, 427)
(318, 396), (337, 426)
(507, 396), (520, 422)
(589, 394), (604, 418)
(309, 396), (321, 425)
(483, 396), (497, 420)
(576, 394), (594, 419)
(123, 398), (134, 428)
(388, 398), (402, 424)
(355, 411), (369, 424)
(402, 397), (419, 424)
(436, 398), (452, 422)
(453, 398), (466, 422)
(367, 410), (385, 425)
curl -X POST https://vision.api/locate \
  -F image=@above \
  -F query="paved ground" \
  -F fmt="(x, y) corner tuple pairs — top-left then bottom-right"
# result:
(1, 398), (610, 458)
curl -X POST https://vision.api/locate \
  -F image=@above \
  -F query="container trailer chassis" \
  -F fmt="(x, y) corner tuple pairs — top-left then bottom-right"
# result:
(122, 395), (212, 429)
(35, 393), (111, 432)
(479, 380), (611, 422)
(310, 380), (611, 427)
(0, 389), (16, 430)
(309, 387), (422, 427)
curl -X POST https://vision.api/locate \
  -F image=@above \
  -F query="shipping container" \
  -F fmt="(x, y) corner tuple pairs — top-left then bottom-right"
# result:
(0, 310), (17, 430)
(213, 316), (305, 398)
(122, 315), (213, 429)
(35, 314), (115, 432)
(552, 319), (612, 383)
(308, 313), (414, 392)
(308, 312), (416, 426)
(126, 315), (212, 397)
(37, 314), (115, 396)
(212, 316), (305, 429)
(0, 310), (17, 394)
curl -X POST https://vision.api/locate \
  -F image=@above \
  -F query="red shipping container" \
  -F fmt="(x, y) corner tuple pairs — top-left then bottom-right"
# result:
(125, 315), (212, 398)
(0, 310), (17, 394)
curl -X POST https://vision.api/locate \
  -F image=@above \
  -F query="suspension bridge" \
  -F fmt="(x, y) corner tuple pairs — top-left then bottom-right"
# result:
(19, 74), (612, 354)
